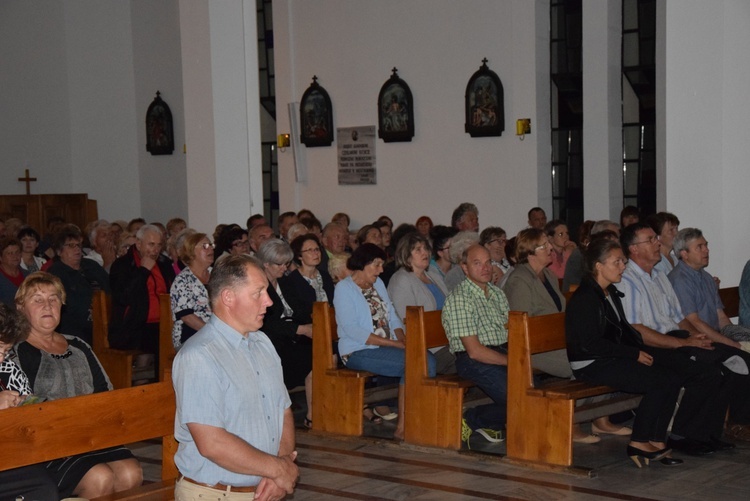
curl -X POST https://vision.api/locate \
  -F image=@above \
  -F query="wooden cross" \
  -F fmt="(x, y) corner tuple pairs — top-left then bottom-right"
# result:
(18, 168), (37, 195)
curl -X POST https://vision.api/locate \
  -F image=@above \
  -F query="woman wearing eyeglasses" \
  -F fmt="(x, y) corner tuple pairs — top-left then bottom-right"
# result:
(545, 219), (575, 279)
(503, 228), (631, 442)
(257, 238), (314, 424)
(170, 232), (214, 350)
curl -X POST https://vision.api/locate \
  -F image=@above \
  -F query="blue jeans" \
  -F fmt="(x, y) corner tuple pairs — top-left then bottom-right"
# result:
(455, 348), (507, 431)
(345, 346), (436, 383)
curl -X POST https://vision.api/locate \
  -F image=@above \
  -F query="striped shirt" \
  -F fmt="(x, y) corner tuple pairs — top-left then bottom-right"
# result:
(616, 260), (683, 333)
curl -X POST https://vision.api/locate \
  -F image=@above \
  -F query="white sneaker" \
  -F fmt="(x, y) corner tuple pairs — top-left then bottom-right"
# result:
(475, 427), (505, 443)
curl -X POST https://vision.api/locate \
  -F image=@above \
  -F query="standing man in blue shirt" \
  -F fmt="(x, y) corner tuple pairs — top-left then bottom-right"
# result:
(173, 254), (298, 500)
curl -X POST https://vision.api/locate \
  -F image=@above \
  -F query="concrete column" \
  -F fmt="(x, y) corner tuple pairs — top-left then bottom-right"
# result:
(582, 0), (622, 221)
(179, 0), (264, 233)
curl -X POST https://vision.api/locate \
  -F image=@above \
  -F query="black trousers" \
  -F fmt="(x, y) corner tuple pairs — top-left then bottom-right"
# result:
(676, 343), (750, 427)
(646, 346), (727, 441)
(575, 356), (682, 443)
(0, 465), (58, 501)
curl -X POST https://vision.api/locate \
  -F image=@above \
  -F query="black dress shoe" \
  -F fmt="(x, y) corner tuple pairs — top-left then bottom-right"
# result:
(667, 438), (716, 456)
(673, 438), (716, 455)
(710, 437), (736, 451)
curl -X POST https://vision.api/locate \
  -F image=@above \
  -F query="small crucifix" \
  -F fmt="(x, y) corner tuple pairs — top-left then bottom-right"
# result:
(18, 168), (37, 195)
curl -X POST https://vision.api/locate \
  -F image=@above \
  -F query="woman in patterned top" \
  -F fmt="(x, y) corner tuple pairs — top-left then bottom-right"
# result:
(334, 243), (436, 440)
(170, 232), (213, 350)
(13, 272), (143, 499)
(0, 303), (58, 501)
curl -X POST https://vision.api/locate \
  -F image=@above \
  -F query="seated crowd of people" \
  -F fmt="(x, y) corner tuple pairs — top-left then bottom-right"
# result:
(4, 201), (750, 498)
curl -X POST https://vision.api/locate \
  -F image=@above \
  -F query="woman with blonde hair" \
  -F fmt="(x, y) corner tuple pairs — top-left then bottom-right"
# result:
(13, 272), (142, 498)
(170, 232), (214, 349)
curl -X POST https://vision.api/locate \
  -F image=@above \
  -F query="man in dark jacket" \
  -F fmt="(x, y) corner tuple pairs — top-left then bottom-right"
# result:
(109, 224), (175, 378)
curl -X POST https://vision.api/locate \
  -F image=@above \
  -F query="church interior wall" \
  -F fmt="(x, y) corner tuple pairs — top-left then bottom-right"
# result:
(663, 0), (750, 285)
(273, 0), (550, 236)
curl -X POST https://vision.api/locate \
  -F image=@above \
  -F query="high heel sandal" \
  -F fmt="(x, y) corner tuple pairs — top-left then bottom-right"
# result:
(626, 445), (671, 468)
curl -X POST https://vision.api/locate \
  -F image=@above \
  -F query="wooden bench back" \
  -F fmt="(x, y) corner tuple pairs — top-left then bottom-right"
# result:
(404, 306), (446, 379)
(1, 381), (178, 481)
(720, 286), (740, 318)
(159, 293), (176, 381)
(92, 289), (112, 352)
(312, 301), (338, 371)
(507, 310), (566, 390)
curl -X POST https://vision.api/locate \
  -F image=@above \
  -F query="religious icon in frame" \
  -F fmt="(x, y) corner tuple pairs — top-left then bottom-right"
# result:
(300, 76), (334, 147)
(146, 91), (175, 155)
(465, 58), (504, 137)
(377, 68), (414, 143)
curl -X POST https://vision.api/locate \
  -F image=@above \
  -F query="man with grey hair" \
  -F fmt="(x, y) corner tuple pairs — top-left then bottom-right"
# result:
(109, 224), (175, 378)
(84, 219), (116, 272)
(172, 254), (299, 499)
(668, 227), (750, 350)
(451, 203), (479, 232)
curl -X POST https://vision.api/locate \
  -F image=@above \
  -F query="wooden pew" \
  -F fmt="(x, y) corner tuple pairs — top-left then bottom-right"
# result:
(311, 302), (373, 436)
(159, 293), (176, 382)
(91, 289), (141, 390)
(720, 286), (740, 318)
(506, 311), (641, 471)
(404, 306), (474, 449)
(1, 381), (178, 500)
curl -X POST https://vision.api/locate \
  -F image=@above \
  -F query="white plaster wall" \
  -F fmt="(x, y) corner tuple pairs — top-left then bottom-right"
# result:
(63, 0), (141, 220)
(274, 0), (549, 235)
(664, 0), (750, 285)
(131, 0), (187, 224)
(582, 0), (622, 222)
(0, 1), (74, 194)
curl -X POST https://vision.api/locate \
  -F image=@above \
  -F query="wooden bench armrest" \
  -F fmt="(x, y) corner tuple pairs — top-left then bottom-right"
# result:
(528, 379), (618, 399)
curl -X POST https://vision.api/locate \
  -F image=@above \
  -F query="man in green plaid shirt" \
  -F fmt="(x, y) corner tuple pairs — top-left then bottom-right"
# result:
(442, 244), (509, 446)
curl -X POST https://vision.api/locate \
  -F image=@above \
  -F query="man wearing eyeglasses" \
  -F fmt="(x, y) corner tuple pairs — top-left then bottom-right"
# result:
(109, 224), (176, 380)
(617, 222), (749, 456)
(47, 224), (110, 346)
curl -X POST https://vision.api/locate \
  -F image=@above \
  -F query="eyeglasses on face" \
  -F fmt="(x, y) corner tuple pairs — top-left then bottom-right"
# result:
(633, 236), (658, 245)
(534, 242), (551, 252)
(232, 240), (249, 247)
(198, 242), (215, 250)
(301, 247), (321, 254)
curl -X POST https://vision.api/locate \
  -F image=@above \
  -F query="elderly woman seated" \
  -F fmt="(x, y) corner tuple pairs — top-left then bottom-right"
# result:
(0, 303), (58, 501)
(256, 239), (314, 426)
(334, 243), (436, 440)
(443, 231), (480, 292)
(13, 272), (142, 498)
(479, 226), (513, 287)
(170, 232), (214, 350)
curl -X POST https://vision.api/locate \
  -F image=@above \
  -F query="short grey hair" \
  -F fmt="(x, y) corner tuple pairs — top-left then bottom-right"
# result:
(449, 231), (479, 264)
(591, 220), (619, 235)
(136, 223), (163, 240)
(89, 219), (111, 244)
(255, 238), (294, 266)
(207, 254), (265, 307)
(673, 227), (704, 259)
(451, 203), (478, 228)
